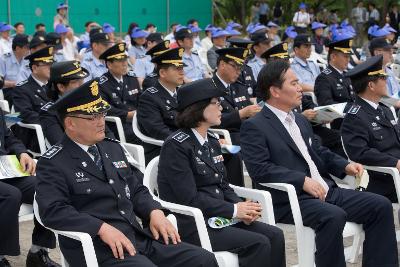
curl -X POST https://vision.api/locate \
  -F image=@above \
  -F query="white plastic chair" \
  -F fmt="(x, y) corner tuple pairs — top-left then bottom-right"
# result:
(0, 99), (10, 112)
(143, 156), (276, 267)
(19, 204), (34, 222)
(105, 116), (126, 143)
(16, 122), (46, 156)
(121, 143), (146, 173)
(132, 113), (163, 146)
(209, 128), (232, 145)
(391, 63), (400, 78)
(260, 182), (364, 267)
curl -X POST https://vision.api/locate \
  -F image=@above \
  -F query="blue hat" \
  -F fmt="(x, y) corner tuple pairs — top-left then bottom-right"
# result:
(267, 21), (280, 28)
(227, 21), (242, 29)
(246, 23), (255, 33)
(248, 23), (267, 34)
(188, 24), (202, 33)
(57, 2), (68, 9)
(368, 25), (379, 35)
(383, 24), (397, 33)
(205, 24), (216, 32)
(370, 27), (390, 38)
(311, 22), (326, 30)
(131, 28), (149, 38)
(0, 23), (12, 32)
(331, 29), (354, 42)
(55, 24), (68, 34)
(340, 21), (356, 34)
(299, 3), (307, 9)
(225, 26), (241, 36)
(102, 23), (115, 34)
(285, 26), (297, 39)
(211, 27), (230, 38)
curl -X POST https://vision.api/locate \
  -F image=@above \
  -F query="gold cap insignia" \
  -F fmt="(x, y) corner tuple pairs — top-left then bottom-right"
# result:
(118, 43), (125, 52)
(49, 47), (54, 55)
(165, 40), (170, 48)
(283, 43), (288, 51)
(178, 48), (184, 57)
(90, 81), (99, 96)
(243, 49), (249, 58)
(349, 40), (353, 47)
(105, 35), (109, 40)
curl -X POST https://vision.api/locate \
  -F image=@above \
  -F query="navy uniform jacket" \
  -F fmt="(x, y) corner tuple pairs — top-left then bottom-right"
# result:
(314, 65), (355, 129)
(142, 72), (158, 90)
(212, 75), (253, 145)
(35, 136), (162, 265)
(158, 129), (242, 240)
(39, 102), (116, 146)
(240, 106), (348, 208)
(341, 96), (400, 201)
(0, 108), (26, 156)
(137, 81), (178, 161)
(237, 64), (257, 98)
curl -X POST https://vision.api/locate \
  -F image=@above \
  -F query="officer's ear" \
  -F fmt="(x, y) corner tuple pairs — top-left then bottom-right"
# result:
(269, 85), (282, 99)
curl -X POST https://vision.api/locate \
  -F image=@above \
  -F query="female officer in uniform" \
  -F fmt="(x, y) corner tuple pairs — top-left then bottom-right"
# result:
(157, 78), (285, 267)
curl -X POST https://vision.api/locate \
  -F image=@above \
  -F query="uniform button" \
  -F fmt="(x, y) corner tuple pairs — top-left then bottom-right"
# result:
(215, 189), (219, 194)
(170, 115), (174, 119)
(86, 188), (92, 194)
(120, 210), (125, 215)
(235, 107), (239, 110)
(117, 194), (121, 199)
(215, 173), (218, 178)
(109, 179), (114, 184)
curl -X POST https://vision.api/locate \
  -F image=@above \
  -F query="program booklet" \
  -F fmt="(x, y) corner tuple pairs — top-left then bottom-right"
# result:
(0, 155), (29, 179)
(311, 102), (347, 124)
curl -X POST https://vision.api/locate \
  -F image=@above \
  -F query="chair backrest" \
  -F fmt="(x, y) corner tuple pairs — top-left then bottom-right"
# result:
(121, 143), (146, 173)
(105, 116), (126, 143)
(132, 113), (164, 146)
(391, 63), (400, 78)
(143, 156), (160, 198)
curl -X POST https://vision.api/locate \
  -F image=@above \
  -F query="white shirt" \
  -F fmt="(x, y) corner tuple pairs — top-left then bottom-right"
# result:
(158, 80), (176, 97)
(360, 97), (379, 110)
(73, 141), (95, 161)
(31, 75), (47, 87)
(265, 103), (291, 132)
(0, 37), (12, 56)
(216, 72), (229, 88)
(293, 11), (310, 28)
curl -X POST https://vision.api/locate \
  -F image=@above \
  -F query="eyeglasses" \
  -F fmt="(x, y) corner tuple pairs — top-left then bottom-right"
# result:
(68, 112), (107, 121)
(210, 101), (221, 107)
(226, 62), (243, 72)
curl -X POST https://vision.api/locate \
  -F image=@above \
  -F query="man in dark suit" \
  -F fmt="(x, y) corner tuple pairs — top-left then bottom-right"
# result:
(35, 78), (218, 267)
(0, 108), (58, 267)
(342, 55), (400, 202)
(389, 4), (400, 38)
(240, 60), (398, 267)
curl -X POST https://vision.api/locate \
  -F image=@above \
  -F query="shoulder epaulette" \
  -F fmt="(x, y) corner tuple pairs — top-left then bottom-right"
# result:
(84, 57), (93, 62)
(104, 137), (120, 143)
(3, 52), (11, 58)
(146, 87), (158, 94)
(192, 51), (199, 55)
(41, 145), (63, 159)
(322, 68), (332, 75)
(84, 48), (92, 53)
(15, 80), (28, 87)
(99, 75), (108, 84)
(147, 72), (158, 78)
(40, 102), (54, 111)
(127, 70), (136, 77)
(172, 132), (190, 143)
(347, 105), (360, 115)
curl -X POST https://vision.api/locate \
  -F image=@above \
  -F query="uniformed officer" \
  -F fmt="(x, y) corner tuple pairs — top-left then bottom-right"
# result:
(137, 48), (184, 163)
(158, 78), (285, 267)
(342, 55), (400, 202)
(368, 37), (400, 98)
(314, 36), (356, 129)
(0, 108), (58, 267)
(227, 37), (257, 97)
(81, 31), (113, 81)
(0, 23), (12, 56)
(133, 33), (164, 87)
(16, 35), (47, 83)
(35, 79), (218, 267)
(127, 27), (148, 62)
(247, 31), (272, 81)
(141, 40), (171, 90)
(207, 27), (229, 70)
(291, 34), (321, 92)
(260, 41), (290, 63)
(13, 46), (54, 150)
(45, 32), (66, 62)
(40, 60), (88, 145)
(0, 34), (29, 105)
(99, 42), (142, 143)
(175, 27), (208, 82)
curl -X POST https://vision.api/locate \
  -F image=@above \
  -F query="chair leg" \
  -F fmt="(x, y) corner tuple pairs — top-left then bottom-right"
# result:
(344, 232), (363, 263)
(297, 227), (316, 267)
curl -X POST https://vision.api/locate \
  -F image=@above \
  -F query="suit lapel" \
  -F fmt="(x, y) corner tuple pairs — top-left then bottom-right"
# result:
(30, 76), (49, 102)
(188, 130), (220, 173)
(262, 106), (303, 158)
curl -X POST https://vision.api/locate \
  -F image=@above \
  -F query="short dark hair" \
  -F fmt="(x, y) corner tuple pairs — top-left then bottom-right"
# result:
(327, 49), (342, 63)
(35, 23), (45, 30)
(127, 22), (138, 35)
(145, 23), (155, 30)
(12, 42), (26, 51)
(351, 75), (380, 94)
(170, 23), (178, 30)
(257, 60), (291, 101)
(187, 19), (198, 25)
(176, 99), (210, 128)
(85, 21), (94, 28)
(14, 22), (24, 28)
(156, 64), (170, 75)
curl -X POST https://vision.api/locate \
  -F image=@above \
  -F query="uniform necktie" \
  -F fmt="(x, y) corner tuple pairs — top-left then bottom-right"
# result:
(377, 106), (386, 119)
(285, 114), (329, 193)
(88, 145), (103, 170)
(172, 92), (177, 101)
(202, 141), (211, 159)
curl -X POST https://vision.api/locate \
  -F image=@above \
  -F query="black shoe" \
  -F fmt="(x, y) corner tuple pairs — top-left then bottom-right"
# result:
(0, 258), (11, 267)
(26, 249), (60, 267)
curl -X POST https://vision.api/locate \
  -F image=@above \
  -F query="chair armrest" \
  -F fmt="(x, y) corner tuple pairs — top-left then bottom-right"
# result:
(260, 183), (305, 227)
(230, 185), (275, 225)
(120, 143), (145, 173)
(105, 116), (126, 143)
(52, 230), (99, 267)
(363, 166), (400, 202)
(0, 100), (10, 112)
(132, 114), (164, 146)
(209, 128), (232, 145)
(17, 122), (46, 154)
(156, 198), (213, 252)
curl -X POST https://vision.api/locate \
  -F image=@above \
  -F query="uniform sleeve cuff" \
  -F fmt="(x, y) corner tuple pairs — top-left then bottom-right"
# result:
(232, 203), (237, 219)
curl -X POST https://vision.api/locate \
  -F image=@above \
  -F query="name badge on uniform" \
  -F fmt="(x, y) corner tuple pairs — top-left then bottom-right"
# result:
(195, 156), (205, 165)
(213, 155), (224, 163)
(125, 184), (131, 199)
(128, 89), (138, 95)
(112, 93), (117, 98)
(75, 172), (90, 182)
(113, 161), (127, 168)
(371, 122), (381, 131)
